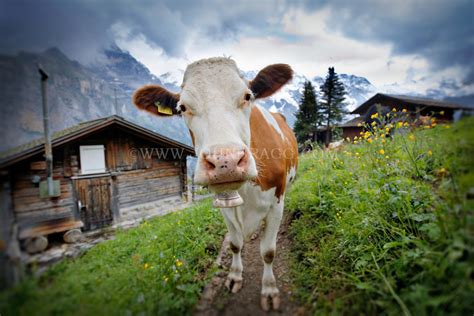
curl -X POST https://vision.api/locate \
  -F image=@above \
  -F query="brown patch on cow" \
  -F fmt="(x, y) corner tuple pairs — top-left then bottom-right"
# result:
(250, 106), (298, 200)
(263, 250), (275, 264)
(188, 129), (196, 146)
(250, 64), (293, 99)
(132, 85), (180, 116)
(229, 242), (240, 254)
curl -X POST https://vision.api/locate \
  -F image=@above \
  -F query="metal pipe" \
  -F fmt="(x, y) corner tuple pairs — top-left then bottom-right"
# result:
(38, 66), (54, 196)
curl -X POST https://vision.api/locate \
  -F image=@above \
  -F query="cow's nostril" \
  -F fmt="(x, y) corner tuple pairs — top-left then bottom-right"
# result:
(237, 151), (247, 167)
(205, 159), (216, 170)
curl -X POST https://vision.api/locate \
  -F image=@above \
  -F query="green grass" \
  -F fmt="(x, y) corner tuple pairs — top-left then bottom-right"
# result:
(0, 199), (226, 316)
(287, 117), (474, 315)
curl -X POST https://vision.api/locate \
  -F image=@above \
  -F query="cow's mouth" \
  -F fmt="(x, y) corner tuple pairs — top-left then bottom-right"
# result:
(209, 180), (246, 193)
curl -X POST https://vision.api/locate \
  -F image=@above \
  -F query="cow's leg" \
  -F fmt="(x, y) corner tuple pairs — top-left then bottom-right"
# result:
(260, 201), (283, 311)
(221, 207), (244, 293)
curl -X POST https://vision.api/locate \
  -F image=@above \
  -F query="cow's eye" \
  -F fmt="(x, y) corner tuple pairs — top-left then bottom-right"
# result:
(244, 93), (252, 101)
(178, 104), (187, 113)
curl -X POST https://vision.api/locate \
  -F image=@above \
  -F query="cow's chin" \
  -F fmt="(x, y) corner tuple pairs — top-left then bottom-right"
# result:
(209, 180), (246, 193)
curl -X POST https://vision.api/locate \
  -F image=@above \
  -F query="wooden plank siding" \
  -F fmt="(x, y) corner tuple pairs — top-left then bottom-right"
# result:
(11, 152), (77, 232)
(116, 163), (182, 208)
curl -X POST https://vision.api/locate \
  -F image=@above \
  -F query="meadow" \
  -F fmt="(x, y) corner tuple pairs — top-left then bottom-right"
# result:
(286, 115), (474, 315)
(0, 200), (226, 315)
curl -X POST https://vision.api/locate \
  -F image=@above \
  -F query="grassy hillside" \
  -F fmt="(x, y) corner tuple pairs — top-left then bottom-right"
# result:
(0, 200), (225, 316)
(287, 116), (474, 315)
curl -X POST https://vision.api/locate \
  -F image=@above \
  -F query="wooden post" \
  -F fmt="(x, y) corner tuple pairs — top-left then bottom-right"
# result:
(0, 171), (23, 288)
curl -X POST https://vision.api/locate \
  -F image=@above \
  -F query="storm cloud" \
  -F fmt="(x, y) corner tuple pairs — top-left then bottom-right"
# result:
(0, 0), (282, 62)
(0, 0), (472, 89)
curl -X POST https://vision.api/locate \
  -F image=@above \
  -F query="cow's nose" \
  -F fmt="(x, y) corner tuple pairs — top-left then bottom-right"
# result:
(202, 148), (250, 184)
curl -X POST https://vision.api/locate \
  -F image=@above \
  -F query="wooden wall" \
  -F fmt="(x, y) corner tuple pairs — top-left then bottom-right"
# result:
(116, 163), (182, 208)
(10, 150), (77, 232)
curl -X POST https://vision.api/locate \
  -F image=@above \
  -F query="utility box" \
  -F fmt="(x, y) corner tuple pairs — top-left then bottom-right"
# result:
(39, 180), (61, 198)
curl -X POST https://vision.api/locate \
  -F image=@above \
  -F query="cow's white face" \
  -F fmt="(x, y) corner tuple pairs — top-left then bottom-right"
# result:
(178, 59), (256, 190)
(133, 57), (292, 192)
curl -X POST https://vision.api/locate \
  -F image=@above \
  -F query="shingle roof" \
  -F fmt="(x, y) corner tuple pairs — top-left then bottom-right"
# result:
(338, 116), (364, 128)
(351, 93), (472, 115)
(0, 115), (194, 168)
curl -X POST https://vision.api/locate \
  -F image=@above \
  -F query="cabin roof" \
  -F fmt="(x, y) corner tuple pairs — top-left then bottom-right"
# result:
(338, 116), (365, 128)
(0, 115), (195, 168)
(351, 93), (472, 115)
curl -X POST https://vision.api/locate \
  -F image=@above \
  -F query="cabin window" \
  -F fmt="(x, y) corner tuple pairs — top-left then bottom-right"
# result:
(79, 145), (106, 174)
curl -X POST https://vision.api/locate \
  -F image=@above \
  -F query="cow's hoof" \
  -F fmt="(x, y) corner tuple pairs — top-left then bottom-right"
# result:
(261, 293), (280, 311)
(225, 278), (243, 293)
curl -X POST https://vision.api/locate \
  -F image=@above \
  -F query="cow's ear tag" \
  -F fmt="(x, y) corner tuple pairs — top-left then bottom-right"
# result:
(155, 101), (173, 115)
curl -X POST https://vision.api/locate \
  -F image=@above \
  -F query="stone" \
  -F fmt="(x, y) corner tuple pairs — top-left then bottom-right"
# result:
(63, 229), (83, 243)
(24, 236), (48, 254)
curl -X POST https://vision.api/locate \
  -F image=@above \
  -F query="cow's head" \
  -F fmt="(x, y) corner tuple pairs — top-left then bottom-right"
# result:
(133, 57), (292, 192)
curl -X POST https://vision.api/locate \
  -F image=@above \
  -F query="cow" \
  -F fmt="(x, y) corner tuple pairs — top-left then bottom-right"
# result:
(132, 57), (298, 311)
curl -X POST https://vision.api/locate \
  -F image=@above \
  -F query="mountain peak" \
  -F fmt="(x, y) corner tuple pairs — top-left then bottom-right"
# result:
(42, 47), (69, 60)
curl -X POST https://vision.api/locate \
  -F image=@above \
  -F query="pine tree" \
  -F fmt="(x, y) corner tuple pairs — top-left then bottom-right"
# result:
(320, 67), (347, 146)
(294, 81), (322, 144)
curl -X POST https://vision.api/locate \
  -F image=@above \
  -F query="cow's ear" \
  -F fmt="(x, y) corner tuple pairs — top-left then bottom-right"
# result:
(249, 64), (293, 99)
(132, 85), (180, 116)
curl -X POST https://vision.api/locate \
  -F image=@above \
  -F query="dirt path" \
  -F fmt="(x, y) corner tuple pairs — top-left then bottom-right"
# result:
(195, 217), (304, 316)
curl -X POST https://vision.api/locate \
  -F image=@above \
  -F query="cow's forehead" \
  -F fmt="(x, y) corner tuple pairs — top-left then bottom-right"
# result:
(181, 57), (248, 105)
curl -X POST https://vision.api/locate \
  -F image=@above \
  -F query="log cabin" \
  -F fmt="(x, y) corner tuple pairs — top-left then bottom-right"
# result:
(0, 115), (194, 286)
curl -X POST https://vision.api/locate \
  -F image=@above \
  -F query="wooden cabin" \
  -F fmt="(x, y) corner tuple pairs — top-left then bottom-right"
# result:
(0, 115), (194, 285)
(340, 93), (472, 139)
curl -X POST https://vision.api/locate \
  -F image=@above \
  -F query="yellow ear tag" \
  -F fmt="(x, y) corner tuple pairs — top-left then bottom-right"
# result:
(155, 101), (173, 115)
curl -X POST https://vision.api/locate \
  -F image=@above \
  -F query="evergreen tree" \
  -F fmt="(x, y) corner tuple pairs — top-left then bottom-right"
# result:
(294, 81), (321, 144)
(320, 67), (347, 146)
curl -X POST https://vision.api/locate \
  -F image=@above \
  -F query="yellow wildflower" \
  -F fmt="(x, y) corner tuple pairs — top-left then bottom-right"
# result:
(176, 259), (183, 267)
(385, 127), (390, 133)
(379, 149), (385, 155)
(428, 150), (433, 156)
(382, 139), (386, 144)
(408, 134), (415, 141)
(357, 123), (362, 127)
(397, 122), (404, 128)
(144, 263), (150, 269)
(440, 111), (445, 115)
(371, 113), (379, 119)
(431, 123), (437, 127)
(371, 121), (377, 126)
(403, 122), (409, 127)
(402, 109), (407, 112)
(385, 156), (390, 159)
(392, 107), (397, 112)
(367, 138), (373, 143)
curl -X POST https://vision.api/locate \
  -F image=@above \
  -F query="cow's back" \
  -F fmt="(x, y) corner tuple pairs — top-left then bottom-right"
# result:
(249, 106), (298, 200)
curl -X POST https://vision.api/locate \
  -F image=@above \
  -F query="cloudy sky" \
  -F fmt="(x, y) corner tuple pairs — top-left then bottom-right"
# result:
(1, 0), (473, 96)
